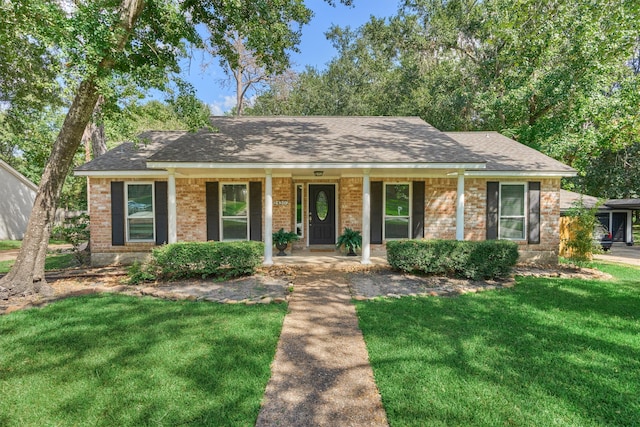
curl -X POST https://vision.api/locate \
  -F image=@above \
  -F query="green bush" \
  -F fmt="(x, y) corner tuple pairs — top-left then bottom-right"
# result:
(387, 240), (519, 280)
(137, 241), (264, 281)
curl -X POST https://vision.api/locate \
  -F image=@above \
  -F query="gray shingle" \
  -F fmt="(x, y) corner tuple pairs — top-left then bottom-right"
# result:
(148, 116), (486, 164)
(75, 131), (186, 171)
(75, 118), (575, 174)
(444, 132), (575, 173)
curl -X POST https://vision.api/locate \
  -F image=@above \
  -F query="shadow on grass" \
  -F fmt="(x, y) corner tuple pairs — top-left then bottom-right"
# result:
(0, 294), (286, 426)
(357, 273), (640, 426)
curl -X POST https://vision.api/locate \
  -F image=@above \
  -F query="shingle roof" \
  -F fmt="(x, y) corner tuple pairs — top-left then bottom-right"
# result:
(76, 117), (576, 175)
(444, 132), (575, 173)
(147, 116), (486, 164)
(75, 131), (186, 172)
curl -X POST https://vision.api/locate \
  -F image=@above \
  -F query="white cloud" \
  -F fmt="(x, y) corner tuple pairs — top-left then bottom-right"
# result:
(209, 103), (225, 116)
(209, 96), (237, 116)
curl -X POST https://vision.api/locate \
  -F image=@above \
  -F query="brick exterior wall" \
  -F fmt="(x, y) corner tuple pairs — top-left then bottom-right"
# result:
(339, 177), (362, 231)
(88, 176), (562, 265)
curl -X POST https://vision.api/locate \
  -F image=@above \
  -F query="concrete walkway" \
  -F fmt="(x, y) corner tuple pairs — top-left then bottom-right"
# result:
(256, 268), (388, 427)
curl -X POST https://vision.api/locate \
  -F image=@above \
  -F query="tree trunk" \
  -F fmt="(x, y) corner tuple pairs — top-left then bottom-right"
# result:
(91, 96), (107, 158)
(0, 80), (100, 298)
(0, 0), (145, 299)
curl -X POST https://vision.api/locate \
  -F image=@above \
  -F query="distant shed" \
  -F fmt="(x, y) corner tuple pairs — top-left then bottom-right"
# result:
(0, 160), (37, 240)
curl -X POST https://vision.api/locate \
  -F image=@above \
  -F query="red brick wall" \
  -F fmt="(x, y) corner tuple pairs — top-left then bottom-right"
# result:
(89, 176), (563, 264)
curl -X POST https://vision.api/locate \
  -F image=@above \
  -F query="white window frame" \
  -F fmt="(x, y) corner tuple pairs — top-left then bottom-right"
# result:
(383, 182), (412, 240)
(498, 182), (527, 241)
(295, 183), (304, 238)
(220, 182), (250, 241)
(125, 181), (155, 243)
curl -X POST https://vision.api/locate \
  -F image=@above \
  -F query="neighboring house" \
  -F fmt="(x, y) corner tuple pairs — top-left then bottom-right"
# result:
(0, 159), (37, 240)
(560, 189), (637, 245)
(75, 116), (576, 266)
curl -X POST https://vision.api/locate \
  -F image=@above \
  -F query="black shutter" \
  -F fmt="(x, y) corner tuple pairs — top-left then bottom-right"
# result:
(111, 181), (125, 246)
(371, 181), (383, 244)
(486, 181), (499, 240)
(249, 181), (262, 241)
(528, 181), (541, 244)
(412, 181), (425, 239)
(155, 181), (168, 245)
(206, 182), (219, 241)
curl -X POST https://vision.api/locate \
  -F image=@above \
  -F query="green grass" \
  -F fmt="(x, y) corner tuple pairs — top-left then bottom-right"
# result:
(0, 253), (77, 274)
(0, 294), (286, 426)
(0, 240), (22, 251)
(0, 239), (68, 250)
(356, 262), (640, 426)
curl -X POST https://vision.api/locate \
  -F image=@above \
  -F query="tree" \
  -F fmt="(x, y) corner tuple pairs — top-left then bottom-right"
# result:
(1, 0), (350, 298)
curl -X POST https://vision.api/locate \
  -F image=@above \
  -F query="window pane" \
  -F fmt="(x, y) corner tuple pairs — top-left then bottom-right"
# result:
(127, 184), (153, 217)
(222, 184), (247, 216)
(315, 190), (328, 221)
(296, 185), (303, 237)
(127, 184), (153, 241)
(501, 185), (524, 216)
(385, 184), (410, 217)
(500, 218), (525, 239)
(129, 218), (154, 240)
(385, 218), (409, 239)
(223, 218), (248, 240)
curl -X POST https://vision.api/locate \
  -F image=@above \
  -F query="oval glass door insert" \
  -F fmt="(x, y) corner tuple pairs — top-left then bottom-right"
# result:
(316, 191), (329, 221)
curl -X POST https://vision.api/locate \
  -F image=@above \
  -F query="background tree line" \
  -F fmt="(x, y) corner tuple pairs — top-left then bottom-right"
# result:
(246, 0), (640, 200)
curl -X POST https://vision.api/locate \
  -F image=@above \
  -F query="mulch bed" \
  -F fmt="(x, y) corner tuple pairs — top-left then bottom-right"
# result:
(0, 263), (611, 316)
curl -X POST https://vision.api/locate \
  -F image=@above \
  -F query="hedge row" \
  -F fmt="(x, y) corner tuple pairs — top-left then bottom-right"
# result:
(144, 241), (264, 281)
(386, 239), (519, 280)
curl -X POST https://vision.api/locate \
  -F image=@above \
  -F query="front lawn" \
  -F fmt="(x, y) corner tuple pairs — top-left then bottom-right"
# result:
(356, 263), (640, 426)
(0, 253), (77, 274)
(0, 295), (286, 426)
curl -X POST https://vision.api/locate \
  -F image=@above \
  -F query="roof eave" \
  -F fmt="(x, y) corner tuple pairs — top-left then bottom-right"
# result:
(144, 161), (488, 170)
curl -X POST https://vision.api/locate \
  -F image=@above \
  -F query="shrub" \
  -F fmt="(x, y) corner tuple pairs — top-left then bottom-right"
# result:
(387, 240), (519, 280)
(51, 213), (90, 265)
(148, 241), (264, 280)
(127, 260), (156, 285)
(563, 198), (603, 262)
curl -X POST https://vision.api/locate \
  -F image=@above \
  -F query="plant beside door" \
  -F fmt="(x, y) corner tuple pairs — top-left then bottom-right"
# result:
(272, 228), (299, 256)
(336, 227), (362, 256)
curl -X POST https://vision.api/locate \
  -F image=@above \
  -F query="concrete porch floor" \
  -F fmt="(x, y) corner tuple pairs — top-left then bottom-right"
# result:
(272, 246), (389, 266)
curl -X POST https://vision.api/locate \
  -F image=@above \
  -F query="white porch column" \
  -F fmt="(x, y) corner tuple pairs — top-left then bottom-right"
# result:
(361, 169), (372, 264)
(264, 169), (274, 265)
(456, 171), (465, 241)
(168, 168), (177, 244)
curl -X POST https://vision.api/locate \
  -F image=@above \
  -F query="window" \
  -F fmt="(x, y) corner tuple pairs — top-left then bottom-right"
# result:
(499, 184), (526, 240)
(384, 183), (411, 239)
(295, 184), (303, 237)
(221, 183), (248, 240)
(126, 183), (154, 242)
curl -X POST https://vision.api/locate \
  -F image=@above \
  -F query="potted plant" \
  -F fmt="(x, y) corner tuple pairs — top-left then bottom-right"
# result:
(336, 227), (362, 256)
(272, 228), (299, 256)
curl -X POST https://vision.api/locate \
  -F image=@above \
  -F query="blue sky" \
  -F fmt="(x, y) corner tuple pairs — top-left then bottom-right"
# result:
(181, 1), (400, 115)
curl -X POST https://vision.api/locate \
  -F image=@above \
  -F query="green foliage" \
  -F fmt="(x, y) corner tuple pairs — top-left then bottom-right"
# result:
(0, 294), (286, 426)
(146, 241), (264, 281)
(51, 214), (90, 265)
(335, 227), (362, 254)
(126, 260), (156, 285)
(564, 199), (603, 262)
(272, 228), (299, 246)
(248, 0), (640, 199)
(387, 239), (519, 280)
(356, 264), (640, 426)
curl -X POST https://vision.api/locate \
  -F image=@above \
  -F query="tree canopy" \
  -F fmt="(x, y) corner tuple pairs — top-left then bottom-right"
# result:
(247, 0), (640, 198)
(0, 0), (351, 296)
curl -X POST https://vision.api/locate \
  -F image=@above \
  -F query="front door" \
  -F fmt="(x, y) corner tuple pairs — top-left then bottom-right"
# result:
(309, 184), (336, 244)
